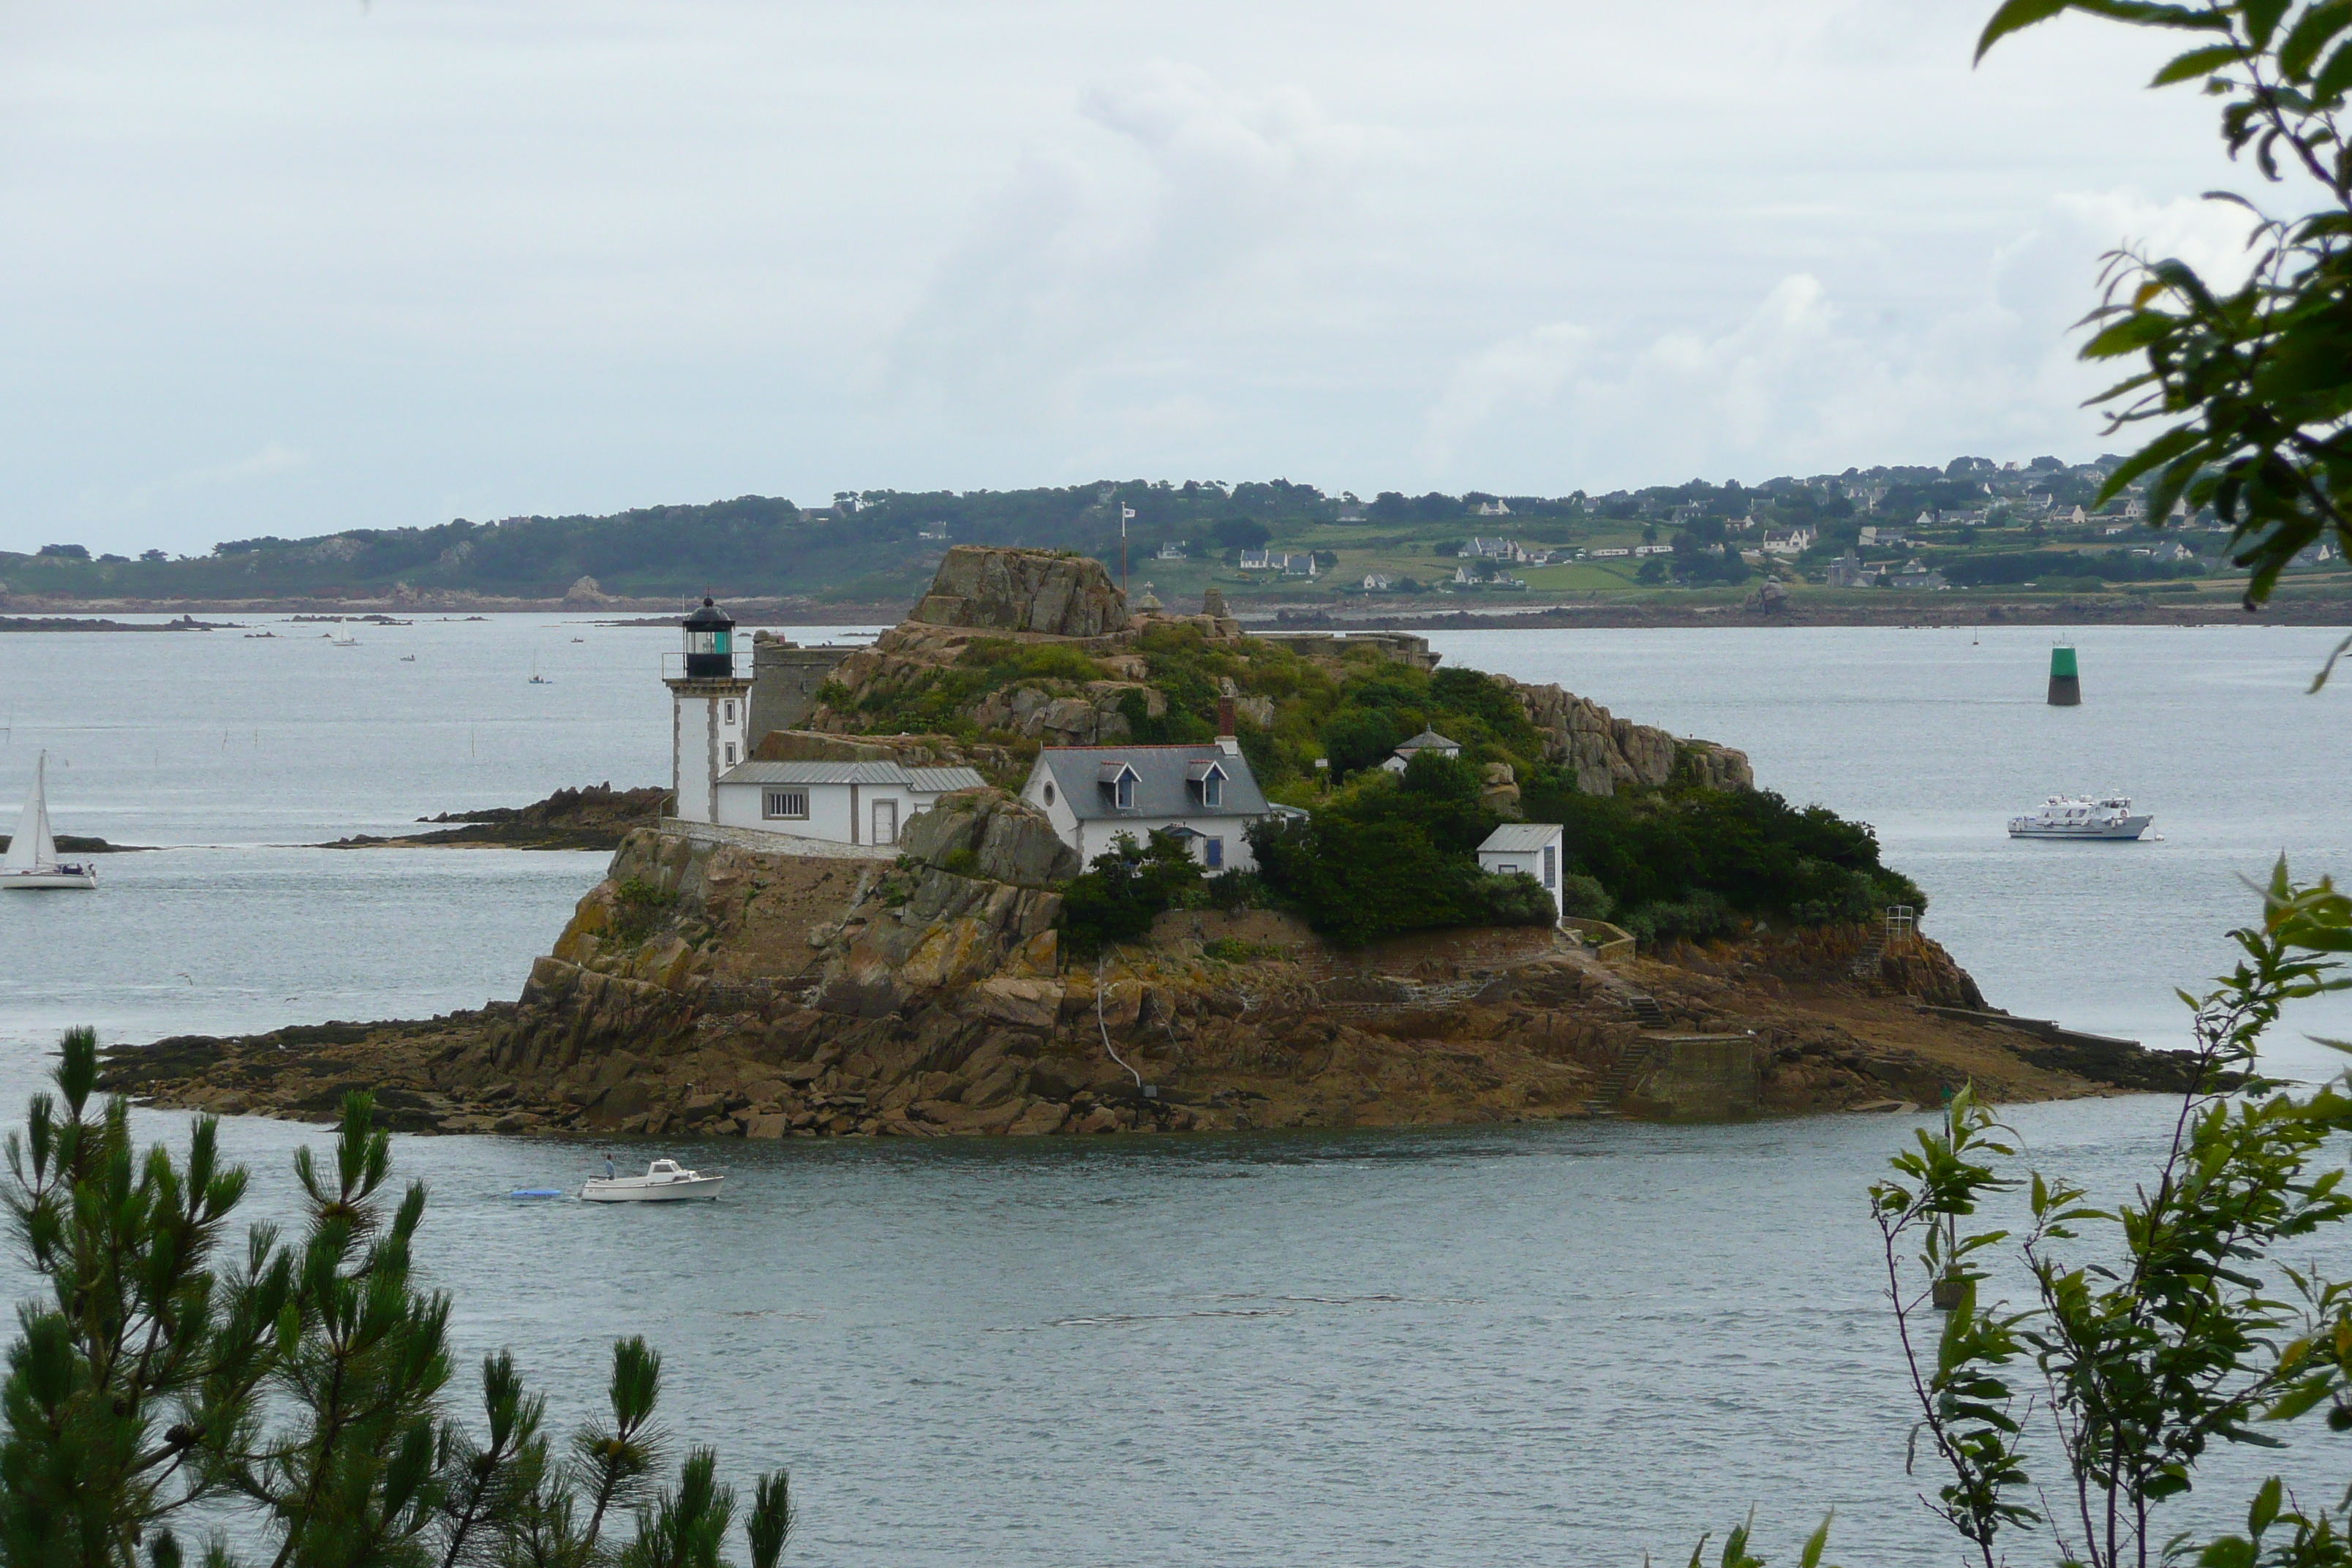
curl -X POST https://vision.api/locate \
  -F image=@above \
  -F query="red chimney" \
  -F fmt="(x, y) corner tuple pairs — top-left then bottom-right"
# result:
(1217, 695), (1236, 736)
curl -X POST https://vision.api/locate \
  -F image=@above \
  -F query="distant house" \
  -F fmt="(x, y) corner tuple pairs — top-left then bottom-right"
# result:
(1381, 729), (1462, 774)
(1632, 543), (1674, 557)
(2103, 524), (2131, 536)
(1477, 823), (1567, 921)
(1888, 560), (1949, 591)
(1464, 536), (1533, 562)
(1281, 553), (1317, 577)
(1914, 510), (1937, 529)
(1759, 526), (1816, 557)
(1361, 573), (1392, 591)
(1452, 563), (1478, 585)
(1474, 500), (1513, 516)
(1335, 508), (1365, 523)
(1156, 540), (1188, 561)
(1588, 547), (1632, 559)
(2055, 505), (2089, 527)
(1020, 723), (1283, 872)
(713, 760), (987, 848)
(1237, 549), (1275, 570)
(1859, 526), (1909, 549)
(1670, 505), (1704, 524)
(1826, 552), (1879, 589)
(2149, 540), (2195, 565)
(918, 521), (951, 542)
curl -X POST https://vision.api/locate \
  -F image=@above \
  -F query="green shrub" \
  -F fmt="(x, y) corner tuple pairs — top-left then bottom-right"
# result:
(1557, 872), (1613, 920)
(609, 876), (678, 945)
(1059, 829), (1206, 958)
(1201, 935), (1286, 963)
(1515, 773), (1921, 931)
(1245, 752), (1551, 946)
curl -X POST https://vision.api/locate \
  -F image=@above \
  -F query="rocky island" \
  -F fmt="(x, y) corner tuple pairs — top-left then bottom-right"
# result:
(102, 547), (2205, 1135)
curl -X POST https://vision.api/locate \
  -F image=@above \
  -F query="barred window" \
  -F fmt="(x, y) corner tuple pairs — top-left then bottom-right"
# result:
(764, 789), (809, 820)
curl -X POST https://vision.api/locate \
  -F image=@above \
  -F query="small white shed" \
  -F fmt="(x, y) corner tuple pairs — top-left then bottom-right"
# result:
(1477, 823), (1566, 921)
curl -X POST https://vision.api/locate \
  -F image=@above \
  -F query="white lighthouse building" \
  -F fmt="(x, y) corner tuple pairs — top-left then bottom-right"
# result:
(666, 597), (753, 825)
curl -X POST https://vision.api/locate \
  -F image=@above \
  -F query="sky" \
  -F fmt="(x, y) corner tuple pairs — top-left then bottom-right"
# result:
(0, 1), (2272, 557)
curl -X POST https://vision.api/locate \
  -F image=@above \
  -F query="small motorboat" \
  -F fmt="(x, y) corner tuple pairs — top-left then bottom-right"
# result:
(3, 752), (97, 891)
(581, 1158), (724, 1203)
(400, 655), (418, 663)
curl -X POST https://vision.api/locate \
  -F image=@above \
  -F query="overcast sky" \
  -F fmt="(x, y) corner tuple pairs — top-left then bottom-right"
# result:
(0, 1), (2260, 556)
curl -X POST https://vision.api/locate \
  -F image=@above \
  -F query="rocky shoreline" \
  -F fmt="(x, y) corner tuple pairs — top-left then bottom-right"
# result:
(317, 783), (670, 851)
(102, 803), (2203, 1140)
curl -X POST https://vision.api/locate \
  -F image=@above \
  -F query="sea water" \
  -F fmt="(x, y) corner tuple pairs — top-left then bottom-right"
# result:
(1, 615), (2348, 1564)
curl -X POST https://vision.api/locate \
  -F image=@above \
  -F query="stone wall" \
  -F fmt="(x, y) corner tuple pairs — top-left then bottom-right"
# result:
(747, 635), (853, 742)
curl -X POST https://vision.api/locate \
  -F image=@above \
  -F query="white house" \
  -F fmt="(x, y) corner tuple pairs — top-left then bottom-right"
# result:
(712, 760), (986, 846)
(1156, 540), (1188, 560)
(1361, 573), (1392, 591)
(1237, 549), (1275, 570)
(1474, 499), (1513, 516)
(1477, 823), (1567, 921)
(1381, 728), (1462, 773)
(1019, 712), (1284, 872)
(1760, 527), (1816, 556)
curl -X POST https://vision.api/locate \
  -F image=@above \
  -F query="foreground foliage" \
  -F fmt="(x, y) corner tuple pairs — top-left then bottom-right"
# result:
(1714, 863), (2352, 1565)
(0, 1033), (792, 1568)
(1978, 0), (2352, 638)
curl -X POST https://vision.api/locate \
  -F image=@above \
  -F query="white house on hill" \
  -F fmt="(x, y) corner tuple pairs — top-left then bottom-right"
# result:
(1477, 823), (1567, 920)
(1382, 728), (1461, 772)
(1020, 710), (1287, 872)
(712, 760), (986, 846)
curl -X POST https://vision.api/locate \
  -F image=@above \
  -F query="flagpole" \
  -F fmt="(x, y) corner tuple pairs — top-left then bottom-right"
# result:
(1120, 505), (1130, 598)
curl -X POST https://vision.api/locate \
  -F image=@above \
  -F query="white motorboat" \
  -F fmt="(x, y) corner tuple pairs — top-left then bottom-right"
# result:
(580, 1158), (724, 1202)
(2, 752), (97, 891)
(2008, 794), (2152, 841)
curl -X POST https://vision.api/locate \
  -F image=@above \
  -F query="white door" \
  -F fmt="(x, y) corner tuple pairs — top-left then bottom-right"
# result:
(873, 799), (899, 846)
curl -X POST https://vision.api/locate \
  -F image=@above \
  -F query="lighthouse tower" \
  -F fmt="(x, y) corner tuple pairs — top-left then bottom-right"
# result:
(666, 597), (753, 824)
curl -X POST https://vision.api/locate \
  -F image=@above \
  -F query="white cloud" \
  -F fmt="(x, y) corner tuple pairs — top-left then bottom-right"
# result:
(884, 64), (1385, 418)
(1414, 186), (2266, 489)
(75, 442), (308, 522)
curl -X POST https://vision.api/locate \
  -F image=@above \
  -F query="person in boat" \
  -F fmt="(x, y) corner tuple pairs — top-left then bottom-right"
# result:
(605, 1153), (616, 1180)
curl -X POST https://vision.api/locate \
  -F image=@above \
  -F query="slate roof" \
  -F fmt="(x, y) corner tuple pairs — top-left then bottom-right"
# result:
(1395, 728), (1460, 753)
(1478, 823), (1564, 853)
(1031, 745), (1269, 822)
(717, 761), (986, 791)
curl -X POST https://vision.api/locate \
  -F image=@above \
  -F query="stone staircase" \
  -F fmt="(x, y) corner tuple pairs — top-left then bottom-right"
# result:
(1587, 1041), (1658, 1116)
(1585, 994), (1671, 1115)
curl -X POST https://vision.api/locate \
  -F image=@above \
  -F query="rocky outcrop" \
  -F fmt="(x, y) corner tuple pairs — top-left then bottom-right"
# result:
(752, 728), (1024, 783)
(319, 783), (671, 851)
(1493, 674), (1754, 796)
(967, 680), (1161, 747)
(910, 546), (1128, 636)
(901, 788), (1079, 886)
(105, 813), (2199, 1141)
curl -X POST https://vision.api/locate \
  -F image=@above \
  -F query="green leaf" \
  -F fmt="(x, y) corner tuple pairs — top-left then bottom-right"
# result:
(2311, 34), (2352, 99)
(2249, 1474), (2283, 1535)
(1978, 0), (2073, 61)
(2151, 42), (2247, 83)
(2244, 0), (2293, 48)
(2278, 0), (2352, 80)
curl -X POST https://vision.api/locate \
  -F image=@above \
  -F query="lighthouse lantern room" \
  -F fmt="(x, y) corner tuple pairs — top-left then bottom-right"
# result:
(666, 596), (753, 824)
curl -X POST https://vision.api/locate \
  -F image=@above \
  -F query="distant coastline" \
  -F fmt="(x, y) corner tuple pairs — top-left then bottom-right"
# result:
(3, 589), (2345, 631)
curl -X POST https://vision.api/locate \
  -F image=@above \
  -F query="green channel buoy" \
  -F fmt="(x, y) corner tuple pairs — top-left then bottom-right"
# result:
(2048, 644), (2081, 706)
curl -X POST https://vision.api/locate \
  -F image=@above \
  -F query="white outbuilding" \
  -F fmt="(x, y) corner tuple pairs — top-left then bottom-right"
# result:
(1477, 823), (1567, 921)
(712, 760), (986, 848)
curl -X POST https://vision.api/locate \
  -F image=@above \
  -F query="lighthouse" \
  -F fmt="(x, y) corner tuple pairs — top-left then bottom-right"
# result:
(666, 597), (753, 824)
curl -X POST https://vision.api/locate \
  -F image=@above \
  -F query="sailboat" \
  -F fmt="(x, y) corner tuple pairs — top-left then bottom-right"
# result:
(2, 752), (97, 890)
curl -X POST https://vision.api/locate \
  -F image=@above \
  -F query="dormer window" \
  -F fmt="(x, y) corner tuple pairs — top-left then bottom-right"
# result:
(1186, 759), (1227, 807)
(1098, 761), (1139, 810)
(1117, 773), (1134, 808)
(1204, 772), (1223, 807)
